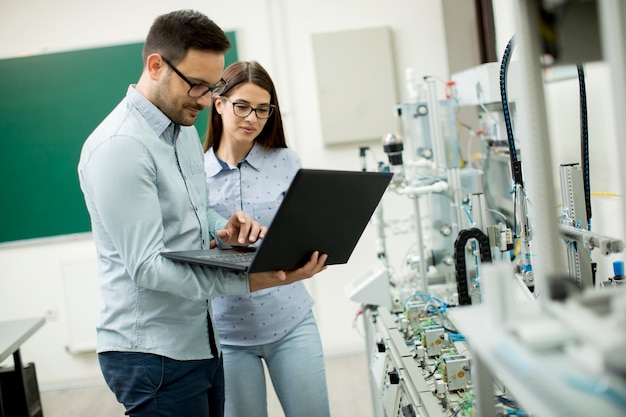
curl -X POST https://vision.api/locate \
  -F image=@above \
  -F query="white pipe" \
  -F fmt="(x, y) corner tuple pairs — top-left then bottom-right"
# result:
(413, 197), (429, 296)
(393, 180), (449, 196)
(405, 159), (437, 169)
(425, 78), (447, 172)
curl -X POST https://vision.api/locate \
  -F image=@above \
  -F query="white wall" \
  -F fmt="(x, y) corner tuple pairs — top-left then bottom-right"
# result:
(0, 0), (448, 386)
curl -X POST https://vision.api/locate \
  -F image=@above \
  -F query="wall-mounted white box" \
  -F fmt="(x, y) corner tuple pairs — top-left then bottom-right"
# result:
(312, 26), (399, 145)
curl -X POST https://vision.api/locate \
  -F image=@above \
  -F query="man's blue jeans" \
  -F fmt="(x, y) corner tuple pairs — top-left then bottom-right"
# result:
(99, 351), (224, 416)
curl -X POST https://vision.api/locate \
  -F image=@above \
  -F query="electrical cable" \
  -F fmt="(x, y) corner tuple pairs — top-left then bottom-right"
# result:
(496, 395), (519, 409)
(424, 360), (442, 380)
(563, 374), (626, 411)
(450, 400), (471, 417)
(500, 34), (531, 267)
(461, 204), (475, 226)
(577, 64), (592, 229)
(500, 34), (523, 188)
(454, 228), (492, 305)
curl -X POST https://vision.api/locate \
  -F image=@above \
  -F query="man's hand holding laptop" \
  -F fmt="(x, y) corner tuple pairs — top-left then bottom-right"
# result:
(248, 251), (328, 292)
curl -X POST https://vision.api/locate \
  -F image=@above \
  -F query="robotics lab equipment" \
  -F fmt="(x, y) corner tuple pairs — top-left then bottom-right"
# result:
(346, 2), (626, 416)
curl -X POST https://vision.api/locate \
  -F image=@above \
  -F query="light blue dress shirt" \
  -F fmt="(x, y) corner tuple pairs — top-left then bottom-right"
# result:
(204, 144), (315, 345)
(78, 86), (250, 360)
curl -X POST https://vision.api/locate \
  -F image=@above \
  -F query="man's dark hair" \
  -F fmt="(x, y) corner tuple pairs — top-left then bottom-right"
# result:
(142, 9), (231, 65)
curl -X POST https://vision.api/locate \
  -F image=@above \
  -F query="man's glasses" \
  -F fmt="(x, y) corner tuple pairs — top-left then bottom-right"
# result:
(223, 97), (275, 119)
(161, 56), (227, 98)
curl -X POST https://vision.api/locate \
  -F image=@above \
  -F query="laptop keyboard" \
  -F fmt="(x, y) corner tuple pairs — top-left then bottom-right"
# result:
(198, 251), (254, 265)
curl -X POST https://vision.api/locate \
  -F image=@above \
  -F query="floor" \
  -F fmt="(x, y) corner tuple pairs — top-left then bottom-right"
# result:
(39, 352), (374, 417)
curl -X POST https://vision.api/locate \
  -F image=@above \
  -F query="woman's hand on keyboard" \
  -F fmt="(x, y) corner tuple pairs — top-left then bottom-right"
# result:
(216, 210), (267, 246)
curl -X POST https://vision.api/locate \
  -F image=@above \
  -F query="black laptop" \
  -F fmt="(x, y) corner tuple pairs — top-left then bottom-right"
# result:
(160, 168), (392, 273)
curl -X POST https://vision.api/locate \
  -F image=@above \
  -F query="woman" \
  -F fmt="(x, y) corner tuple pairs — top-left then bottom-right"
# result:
(203, 61), (330, 417)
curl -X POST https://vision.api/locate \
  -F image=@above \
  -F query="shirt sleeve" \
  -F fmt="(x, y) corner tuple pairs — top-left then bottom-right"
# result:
(208, 206), (231, 249)
(80, 135), (250, 300)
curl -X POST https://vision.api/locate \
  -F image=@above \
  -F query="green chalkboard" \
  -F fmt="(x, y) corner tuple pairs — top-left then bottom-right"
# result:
(0, 34), (237, 243)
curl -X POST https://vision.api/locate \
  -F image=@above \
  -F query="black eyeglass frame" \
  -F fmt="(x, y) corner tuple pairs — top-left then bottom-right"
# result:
(222, 97), (276, 119)
(161, 56), (227, 98)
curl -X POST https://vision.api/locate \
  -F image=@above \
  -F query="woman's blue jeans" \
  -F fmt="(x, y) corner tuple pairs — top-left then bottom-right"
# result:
(222, 311), (330, 417)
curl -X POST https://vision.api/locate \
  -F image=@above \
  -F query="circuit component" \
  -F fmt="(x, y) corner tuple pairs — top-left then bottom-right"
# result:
(422, 326), (445, 356)
(404, 301), (426, 328)
(442, 355), (470, 391)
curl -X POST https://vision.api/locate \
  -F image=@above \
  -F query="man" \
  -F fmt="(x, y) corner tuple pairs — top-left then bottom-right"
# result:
(77, 9), (327, 417)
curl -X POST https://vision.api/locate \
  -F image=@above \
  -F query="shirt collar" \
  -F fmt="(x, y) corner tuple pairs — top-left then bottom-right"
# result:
(244, 143), (265, 171)
(205, 142), (265, 177)
(126, 85), (177, 142)
(204, 147), (223, 178)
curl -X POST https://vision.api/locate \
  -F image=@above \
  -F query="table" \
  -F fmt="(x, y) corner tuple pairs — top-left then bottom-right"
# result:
(0, 317), (45, 417)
